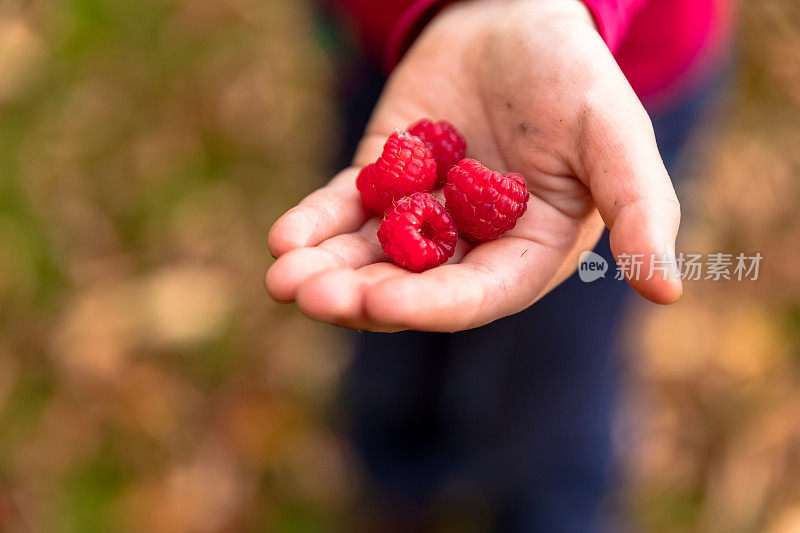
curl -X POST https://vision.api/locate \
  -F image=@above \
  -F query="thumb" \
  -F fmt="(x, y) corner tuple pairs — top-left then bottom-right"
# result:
(576, 86), (683, 304)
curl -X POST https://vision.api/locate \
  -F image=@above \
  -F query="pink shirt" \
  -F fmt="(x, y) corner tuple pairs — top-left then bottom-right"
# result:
(329, 0), (734, 108)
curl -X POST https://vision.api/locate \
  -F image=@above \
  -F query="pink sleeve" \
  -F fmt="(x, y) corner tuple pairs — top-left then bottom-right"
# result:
(580, 0), (648, 51)
(383, 0), (450, 70)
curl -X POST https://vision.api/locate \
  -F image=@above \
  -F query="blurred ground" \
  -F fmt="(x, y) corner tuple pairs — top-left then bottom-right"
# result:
(0, 0), (352, 530)
(619, 2), (800, 532)
(0, 0), (797, 531)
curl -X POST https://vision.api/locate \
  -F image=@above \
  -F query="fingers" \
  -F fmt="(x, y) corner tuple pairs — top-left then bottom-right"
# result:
(265, 220), (383, 302)
(267, 129), (404, 259)
(295, 263), (408, 331)
(285, 196), (595, 332)
(576, 85), (683, 304)
(267, 168), (368, 258)
(363, 236), (565, 331)
(292, 237), (475, 331)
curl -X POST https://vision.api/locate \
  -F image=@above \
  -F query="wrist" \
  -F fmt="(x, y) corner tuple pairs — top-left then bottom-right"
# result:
(431, 0), (597, 39)
(388, 0), (597, 71)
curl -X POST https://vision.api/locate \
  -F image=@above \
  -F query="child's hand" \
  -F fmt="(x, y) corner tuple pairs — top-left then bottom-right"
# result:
(265, 0), (682, 332)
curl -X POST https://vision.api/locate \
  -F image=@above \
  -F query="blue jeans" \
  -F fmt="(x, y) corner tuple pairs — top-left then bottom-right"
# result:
(334, 56), (726, 532)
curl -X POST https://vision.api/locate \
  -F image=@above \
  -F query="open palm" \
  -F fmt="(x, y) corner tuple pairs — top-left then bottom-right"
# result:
(266, 0), (682, 332)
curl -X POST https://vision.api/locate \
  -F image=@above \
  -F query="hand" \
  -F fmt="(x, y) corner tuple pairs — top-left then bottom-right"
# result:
(265, 0), (682, 332)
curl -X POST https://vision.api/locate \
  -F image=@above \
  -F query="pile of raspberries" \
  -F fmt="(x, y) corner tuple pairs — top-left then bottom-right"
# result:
(357, 119), (530, 272)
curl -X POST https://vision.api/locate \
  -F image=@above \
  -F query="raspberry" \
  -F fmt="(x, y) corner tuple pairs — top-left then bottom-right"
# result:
(356, 132), (437, 214)
(408, 119), (467, 183)
(444, 159), (530, 242)
(377, 192), (458, 272)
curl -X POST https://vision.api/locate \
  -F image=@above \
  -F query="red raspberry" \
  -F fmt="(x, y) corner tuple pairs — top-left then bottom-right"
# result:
(377, 192), (458, 272)
(444, 159), (530, 242)
(356, 132), (437, 214)
(408, 119), (467, 183)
